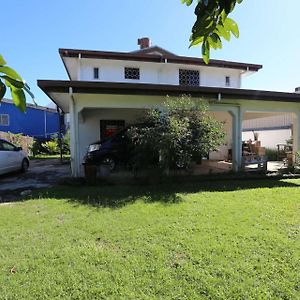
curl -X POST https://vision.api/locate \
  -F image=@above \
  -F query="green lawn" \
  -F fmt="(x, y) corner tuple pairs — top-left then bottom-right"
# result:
(0, 179), (299, 299)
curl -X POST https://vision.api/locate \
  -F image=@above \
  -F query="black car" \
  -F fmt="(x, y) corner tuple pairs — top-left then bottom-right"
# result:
(83, 127), (133, 170)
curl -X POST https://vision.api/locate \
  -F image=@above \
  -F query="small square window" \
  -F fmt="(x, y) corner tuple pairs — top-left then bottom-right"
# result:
(93, 67), (99, 79)
(0, 114), (9, 126)
(179, 69), (200, 86)
(124, 67), (140, 80)
(225, 76), (230, 87)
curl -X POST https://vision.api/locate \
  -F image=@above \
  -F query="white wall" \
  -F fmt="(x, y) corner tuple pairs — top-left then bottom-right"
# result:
(242, 129), (292, 149)
(78, 108), (144, 173)
(66, 57), (241, 88)
(209, 111), (233, 160)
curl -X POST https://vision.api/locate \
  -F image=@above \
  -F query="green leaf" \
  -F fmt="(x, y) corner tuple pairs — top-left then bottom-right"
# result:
(0, 80), (6, 100)
(0, 54), (6, 66)
(216, 24), (231, 41)
(202, 41), (210, 64)
(1, 75), (24, 89)
(181, 0), (193, 6)
(208, 33), (222, 49)
(11, 86), (26, 112)
(224, 18), (239, 38)
(0, 66), (23, 81)
(189, 36), (204, 48)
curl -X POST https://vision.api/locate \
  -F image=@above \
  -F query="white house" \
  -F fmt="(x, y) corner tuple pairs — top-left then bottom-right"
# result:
(38, 38), (300, 176)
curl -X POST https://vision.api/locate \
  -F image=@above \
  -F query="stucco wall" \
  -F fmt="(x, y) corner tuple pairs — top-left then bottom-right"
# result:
(209, 111), (233, 160)
(242, 129), (292, 149)
(78, 108), (144, 174)
(66, 58), (241, 88)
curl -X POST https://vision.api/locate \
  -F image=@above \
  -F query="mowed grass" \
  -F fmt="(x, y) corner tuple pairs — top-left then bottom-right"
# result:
(0, 179), (299, 299)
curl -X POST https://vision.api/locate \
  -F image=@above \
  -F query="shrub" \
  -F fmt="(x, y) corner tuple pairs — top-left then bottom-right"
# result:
(41, 140), (59, 155)
(265, 148), (277, 161)
(128, 96), (226, 174)
(0, 131), (34, 155)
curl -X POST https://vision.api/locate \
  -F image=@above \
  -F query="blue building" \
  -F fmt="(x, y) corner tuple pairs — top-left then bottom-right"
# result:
(0, 99), (61, 140)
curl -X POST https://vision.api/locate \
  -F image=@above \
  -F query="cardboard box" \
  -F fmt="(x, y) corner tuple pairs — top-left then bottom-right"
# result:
(254, 141), (261, 147)
(254, 146), (265, 156)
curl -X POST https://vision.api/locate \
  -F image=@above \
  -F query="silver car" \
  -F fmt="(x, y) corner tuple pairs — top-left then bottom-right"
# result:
(0, 138), (29, 175)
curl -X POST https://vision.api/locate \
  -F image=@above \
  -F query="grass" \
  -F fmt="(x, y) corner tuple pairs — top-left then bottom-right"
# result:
(0, 179), (299, 299)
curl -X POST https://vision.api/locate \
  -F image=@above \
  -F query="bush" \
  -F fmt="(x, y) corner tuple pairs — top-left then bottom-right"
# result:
(41, 140), (59, 155)
(0, 131), (34, 155)
(128, 96), (226, 175)
(265, 148), (277, 161)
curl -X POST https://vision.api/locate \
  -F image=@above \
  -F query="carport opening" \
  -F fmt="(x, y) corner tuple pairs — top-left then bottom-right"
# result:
(79, 108), (234, 176)
(242, 111), (295, 172)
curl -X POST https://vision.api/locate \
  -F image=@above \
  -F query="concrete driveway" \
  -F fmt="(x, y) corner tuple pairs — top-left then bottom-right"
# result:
(0, 159), (71, 202)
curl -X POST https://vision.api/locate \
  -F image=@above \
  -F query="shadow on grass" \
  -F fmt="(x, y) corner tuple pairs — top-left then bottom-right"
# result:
(33, 177), (300, 209)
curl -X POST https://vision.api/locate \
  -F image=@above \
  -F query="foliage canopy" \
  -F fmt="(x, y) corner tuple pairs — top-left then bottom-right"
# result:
(182, 0), (243, 63)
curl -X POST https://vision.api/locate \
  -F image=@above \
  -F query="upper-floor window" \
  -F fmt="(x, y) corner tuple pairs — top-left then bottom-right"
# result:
(93, 67), (99, 79)
(225, 76), (231, 87)
(179, 69), (200, 86)
(0, 114), (9, 126)
(124, 67), (140, 80)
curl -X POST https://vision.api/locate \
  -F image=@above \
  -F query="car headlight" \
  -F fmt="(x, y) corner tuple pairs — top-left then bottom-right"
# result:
(88, 144), (101, 152)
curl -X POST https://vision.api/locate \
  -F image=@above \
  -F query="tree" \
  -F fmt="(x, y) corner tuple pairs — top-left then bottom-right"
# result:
(0, 54), (34, 112)
(182, 0), (243, 63)
(128, 96), (225, 174)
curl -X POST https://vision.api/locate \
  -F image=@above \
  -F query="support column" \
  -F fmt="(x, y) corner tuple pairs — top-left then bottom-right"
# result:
(69, 96), (80, 177)
(292, 111), (300, 161)
(230, 107), (243, 172)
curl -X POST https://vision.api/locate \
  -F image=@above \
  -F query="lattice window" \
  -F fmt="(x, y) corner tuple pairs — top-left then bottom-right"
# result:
(179, 69), (200, 86)
(124, 67), (140, 80)
(0, 114), (9, 126)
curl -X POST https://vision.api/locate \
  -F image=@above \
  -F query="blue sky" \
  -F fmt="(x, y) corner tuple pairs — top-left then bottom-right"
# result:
(2, 0), (300, 106)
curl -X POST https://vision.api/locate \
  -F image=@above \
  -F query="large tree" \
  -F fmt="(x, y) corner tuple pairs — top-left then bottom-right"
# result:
(182, 0), (243, 63)
(0, 54), (34, 112)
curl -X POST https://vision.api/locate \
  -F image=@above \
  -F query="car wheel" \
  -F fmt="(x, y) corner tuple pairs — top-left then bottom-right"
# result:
(21, 158), (29, 172)
(101, 156), (116, 171)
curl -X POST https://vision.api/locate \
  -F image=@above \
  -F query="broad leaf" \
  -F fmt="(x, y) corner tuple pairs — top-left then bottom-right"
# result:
(224, 17), (239, 38)
(181, 0), (193, 6)
(1, 75), (24, 89)
(189, 36), (204, 48)
(0, 80), (6, 100)
(202, 41), (210, 64)
(216, 24), (231, 41)
(11, 86), (26, 112)
(0, 55), (6, 66)
(0, 66), (23, 81)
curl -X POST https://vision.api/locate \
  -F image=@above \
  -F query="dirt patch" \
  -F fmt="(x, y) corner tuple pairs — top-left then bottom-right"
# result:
(0, 159), (71, 203)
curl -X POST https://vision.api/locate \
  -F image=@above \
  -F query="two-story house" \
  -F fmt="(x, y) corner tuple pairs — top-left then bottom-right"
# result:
(38, 38), (300, 176)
